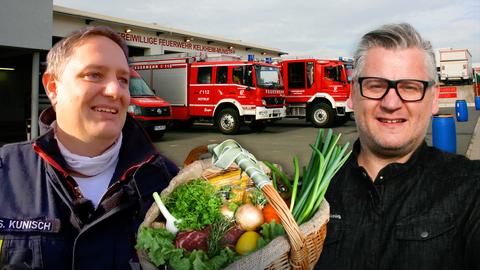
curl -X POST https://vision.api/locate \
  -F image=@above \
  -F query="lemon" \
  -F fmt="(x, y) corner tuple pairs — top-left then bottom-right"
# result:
(235, 231), (261, 255)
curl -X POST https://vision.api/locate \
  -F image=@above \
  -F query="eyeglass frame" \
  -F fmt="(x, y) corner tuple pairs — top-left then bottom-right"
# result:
(357, 76), (435, 102)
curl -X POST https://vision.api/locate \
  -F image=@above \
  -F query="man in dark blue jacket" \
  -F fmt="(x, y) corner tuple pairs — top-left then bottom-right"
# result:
(0, 26), (178, 269)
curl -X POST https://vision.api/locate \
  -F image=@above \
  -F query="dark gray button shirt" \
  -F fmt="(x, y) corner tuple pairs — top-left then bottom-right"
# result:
(316, 140), (480, 270)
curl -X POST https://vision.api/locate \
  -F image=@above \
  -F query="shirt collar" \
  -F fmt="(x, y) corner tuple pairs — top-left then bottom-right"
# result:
(351, 139), (428, 180)
(34, 107), (160, 178)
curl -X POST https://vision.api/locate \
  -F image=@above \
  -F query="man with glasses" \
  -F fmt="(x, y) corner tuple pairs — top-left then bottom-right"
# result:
(316, 23), (479, 270)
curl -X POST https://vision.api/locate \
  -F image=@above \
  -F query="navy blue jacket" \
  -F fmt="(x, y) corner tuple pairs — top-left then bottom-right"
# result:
(0, 108), (178, 270)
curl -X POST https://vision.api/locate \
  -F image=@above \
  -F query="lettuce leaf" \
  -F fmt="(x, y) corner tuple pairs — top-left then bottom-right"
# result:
(256, 221), (286, 249)
(136, 226), (238, 270)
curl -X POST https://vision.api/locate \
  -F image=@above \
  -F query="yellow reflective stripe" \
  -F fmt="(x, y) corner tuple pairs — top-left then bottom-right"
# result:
(0, 239), (3, 262)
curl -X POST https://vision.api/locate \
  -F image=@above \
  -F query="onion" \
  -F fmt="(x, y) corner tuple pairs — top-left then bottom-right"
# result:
(235, 203), (264, 231)
(220, 204), (235, 220)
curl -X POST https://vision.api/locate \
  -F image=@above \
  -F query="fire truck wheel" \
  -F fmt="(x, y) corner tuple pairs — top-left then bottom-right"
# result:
(216, 108), (241, 134)
(348, 112), (355, 121)
(309, 103), (334, 128)
(249, 120), (267, 132)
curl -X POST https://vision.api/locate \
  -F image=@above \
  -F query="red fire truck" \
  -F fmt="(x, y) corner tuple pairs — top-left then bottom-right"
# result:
(130, 53), (286, 134)
(278, 58), (353, 127)
(128, 68), (171, 139)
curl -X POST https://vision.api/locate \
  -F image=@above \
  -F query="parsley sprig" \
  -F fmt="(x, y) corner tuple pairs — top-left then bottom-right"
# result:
(165, 179), (223, 231)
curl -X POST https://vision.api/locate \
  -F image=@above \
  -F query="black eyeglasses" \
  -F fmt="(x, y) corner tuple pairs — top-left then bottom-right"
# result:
(357, 77), (435, 102)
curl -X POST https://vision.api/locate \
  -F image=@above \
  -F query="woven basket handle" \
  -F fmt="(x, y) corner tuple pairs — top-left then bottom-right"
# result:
(208, 139), (309, 270)
(183, 145), (209, 166)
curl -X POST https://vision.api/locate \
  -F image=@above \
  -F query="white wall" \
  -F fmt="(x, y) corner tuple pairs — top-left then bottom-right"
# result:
(52, 13), (280, 60)
(0, 0), (52, 50)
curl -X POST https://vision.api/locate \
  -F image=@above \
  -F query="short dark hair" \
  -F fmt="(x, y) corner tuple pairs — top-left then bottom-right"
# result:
(45, 26), (128, 79)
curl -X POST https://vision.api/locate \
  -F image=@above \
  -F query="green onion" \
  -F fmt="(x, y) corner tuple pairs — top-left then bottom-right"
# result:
(272, 171), (278, 191)
(264, 161), (292, 191)
(289, 156), (300, 212)
(290, 129), (351, 224)
(263, 129), (351, 225)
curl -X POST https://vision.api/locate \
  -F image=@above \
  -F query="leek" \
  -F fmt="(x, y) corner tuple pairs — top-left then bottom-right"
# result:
(273, 128), (352, 224)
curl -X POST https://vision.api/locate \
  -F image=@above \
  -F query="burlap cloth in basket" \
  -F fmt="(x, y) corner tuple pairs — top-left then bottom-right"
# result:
(138, 158), (330, 270)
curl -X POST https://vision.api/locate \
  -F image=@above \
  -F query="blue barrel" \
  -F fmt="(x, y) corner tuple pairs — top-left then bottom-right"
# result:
(455, 99), (468, 122)
(247, 54), (254, 61)
(432, 114), (456, 154)
(475, 96), (480, 110)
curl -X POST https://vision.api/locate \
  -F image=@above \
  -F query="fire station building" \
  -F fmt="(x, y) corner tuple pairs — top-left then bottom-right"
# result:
(0, 0), (286, 142)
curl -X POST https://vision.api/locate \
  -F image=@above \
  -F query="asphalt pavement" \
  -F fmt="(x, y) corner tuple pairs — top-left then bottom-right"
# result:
(466, 108), (480, 159)
(154, 105), (479, 175)
(1, 86), (479, 165)
(154, 85), (480, 168)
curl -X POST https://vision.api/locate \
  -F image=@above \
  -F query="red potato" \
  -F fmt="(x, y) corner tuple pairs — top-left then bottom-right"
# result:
(221, 225), (245, 249)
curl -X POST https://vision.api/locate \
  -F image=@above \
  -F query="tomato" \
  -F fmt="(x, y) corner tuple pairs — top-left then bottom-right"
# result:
(262, 203), (281, 224)
(235, 231), (261, 255)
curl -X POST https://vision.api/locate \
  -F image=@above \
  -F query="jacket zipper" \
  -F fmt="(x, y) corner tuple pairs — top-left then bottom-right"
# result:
(96, 154), (156, 206)
(34, 142), (158, 269)
(72, 155), (156, 269)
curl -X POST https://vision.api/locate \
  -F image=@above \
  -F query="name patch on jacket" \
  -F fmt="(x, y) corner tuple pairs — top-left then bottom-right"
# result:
(0, 217), (60, 233)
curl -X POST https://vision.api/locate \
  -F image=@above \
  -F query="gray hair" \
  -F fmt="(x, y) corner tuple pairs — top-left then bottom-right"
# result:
(352, 23), (437, 82)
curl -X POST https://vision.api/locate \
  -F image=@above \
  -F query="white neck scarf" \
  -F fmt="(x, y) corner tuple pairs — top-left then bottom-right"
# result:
(53, 122), (123, 177)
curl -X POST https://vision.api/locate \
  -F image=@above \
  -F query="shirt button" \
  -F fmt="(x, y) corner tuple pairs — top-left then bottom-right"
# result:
(379, 175), (384, 180)
(420, 231), (429, 238)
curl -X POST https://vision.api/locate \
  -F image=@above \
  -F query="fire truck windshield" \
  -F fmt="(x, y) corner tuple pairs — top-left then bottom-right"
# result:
(129, 77), (156, 97)
(255, 65), (284, 89)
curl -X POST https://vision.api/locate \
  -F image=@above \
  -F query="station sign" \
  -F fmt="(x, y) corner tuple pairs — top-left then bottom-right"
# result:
(119, 33), (235, 55)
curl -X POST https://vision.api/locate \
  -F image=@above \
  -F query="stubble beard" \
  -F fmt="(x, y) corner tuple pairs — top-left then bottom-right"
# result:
(361, 128), (426, 159)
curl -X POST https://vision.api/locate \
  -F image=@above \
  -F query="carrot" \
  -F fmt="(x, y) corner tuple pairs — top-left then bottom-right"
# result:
(262, 203), (281, 224)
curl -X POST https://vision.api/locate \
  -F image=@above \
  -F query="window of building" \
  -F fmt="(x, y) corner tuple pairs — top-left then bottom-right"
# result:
(127, 46), (146, 57)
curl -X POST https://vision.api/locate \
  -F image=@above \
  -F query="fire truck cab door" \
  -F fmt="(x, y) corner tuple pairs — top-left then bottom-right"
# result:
(322, 64), (345, 94)
(190, 66), (215, 116)
(231, 65), (255, 101)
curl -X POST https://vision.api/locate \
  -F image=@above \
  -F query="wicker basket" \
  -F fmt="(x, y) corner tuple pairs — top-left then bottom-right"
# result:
(138, 146), (329, 270)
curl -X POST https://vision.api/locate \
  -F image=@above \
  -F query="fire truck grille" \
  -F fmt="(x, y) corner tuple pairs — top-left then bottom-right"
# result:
(143, 107), (171, 117)
(262, 97), (285, 106)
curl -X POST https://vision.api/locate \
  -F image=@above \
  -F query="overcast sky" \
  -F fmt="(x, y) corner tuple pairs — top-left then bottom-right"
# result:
(54, 0), (480, 64)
